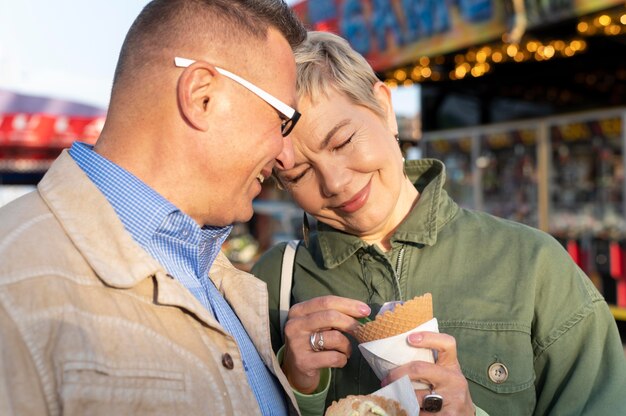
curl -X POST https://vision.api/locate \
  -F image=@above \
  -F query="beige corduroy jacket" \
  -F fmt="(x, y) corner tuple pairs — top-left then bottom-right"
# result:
(0, 151), (299, 415)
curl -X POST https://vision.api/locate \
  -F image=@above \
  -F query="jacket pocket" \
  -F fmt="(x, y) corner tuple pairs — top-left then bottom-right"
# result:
(60, 360), (190, 414)
(442, 322), (536, 415)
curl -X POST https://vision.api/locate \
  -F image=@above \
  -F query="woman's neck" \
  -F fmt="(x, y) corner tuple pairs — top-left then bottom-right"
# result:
(363, 178), (420, 252)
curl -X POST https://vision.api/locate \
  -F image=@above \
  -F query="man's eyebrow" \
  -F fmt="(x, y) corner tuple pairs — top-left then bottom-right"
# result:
(319, 119), (350, 151)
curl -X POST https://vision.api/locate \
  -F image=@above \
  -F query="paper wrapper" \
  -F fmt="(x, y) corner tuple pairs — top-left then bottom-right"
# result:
(372, 375), (420, 416)
(358, 318), (439, 390)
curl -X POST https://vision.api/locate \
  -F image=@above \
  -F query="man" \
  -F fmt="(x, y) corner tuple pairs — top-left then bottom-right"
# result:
(0, 1), (306, 414)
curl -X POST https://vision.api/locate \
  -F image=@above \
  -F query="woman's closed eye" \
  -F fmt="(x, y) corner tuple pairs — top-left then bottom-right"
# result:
(280, 167), (310, 186)
(333, 133), (355, 152)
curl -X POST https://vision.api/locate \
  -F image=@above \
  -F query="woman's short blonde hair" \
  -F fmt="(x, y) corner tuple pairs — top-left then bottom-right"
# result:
(294, 31), (385, 119)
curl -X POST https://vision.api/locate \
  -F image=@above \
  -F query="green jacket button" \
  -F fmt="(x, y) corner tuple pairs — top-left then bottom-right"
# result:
(488, 362), (508, 384)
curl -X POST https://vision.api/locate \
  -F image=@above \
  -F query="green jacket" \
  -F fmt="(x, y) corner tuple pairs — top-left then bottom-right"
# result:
(252, 159), (626, 415)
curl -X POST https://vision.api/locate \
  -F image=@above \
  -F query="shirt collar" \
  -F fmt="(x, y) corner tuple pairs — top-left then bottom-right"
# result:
(69, 142), (178, 246)
(317, 159), (459, 268)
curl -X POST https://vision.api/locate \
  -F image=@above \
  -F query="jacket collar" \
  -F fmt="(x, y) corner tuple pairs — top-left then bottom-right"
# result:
(39, 152), (233, 330)
(317, 159), (459, 269)
(40, 153), (280, 336)
(38, 151), (164, 288)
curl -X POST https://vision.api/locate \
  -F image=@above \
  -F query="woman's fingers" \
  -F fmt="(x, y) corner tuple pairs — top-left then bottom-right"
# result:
(283, 329), (352, 394)
(284, 308), (362, 338)
(383, 360), (459, 389)
(283, 295), (371, 347)
(384, 361), (473, 415)
(281, 295), (370, 394)
(288, 295), (370, 320)
(407, 331), (458, 365)
(306, 329), (353, 356)
(380, 332), (475, 415)
(288, 334), (351, 371)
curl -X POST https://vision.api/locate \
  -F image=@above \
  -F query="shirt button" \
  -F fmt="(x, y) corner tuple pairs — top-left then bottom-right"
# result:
(488, 362), (509, 384)
(222, 353), (234, 370)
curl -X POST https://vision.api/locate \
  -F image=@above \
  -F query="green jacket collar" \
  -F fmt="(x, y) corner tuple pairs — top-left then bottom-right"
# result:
(316, 159), (459, 269)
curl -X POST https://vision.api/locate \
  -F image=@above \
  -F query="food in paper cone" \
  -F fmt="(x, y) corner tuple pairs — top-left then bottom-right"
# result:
(354, 293), (433, 344)
(358, 318), (438, 390)
(325, 394), (408, 416)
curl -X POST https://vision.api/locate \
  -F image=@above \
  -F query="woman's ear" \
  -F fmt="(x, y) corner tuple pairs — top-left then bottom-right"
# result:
(177, 62), (217, 131)
(372, 81), (399, 136)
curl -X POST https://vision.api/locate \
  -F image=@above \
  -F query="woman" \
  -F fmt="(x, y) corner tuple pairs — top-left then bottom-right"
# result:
(252, 32), (626, 415)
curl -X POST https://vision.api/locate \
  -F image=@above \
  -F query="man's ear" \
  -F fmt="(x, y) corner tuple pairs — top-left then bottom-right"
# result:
(373, 81), (399, 136)
(177, 62), (217, 131)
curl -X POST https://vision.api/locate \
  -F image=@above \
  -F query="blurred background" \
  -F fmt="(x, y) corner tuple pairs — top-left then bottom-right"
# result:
(1, 0), (625, 339)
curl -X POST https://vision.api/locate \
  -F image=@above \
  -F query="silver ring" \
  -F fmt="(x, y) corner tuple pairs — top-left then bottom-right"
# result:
(423, 390), (443, 413)
(309, 331), (325, 352)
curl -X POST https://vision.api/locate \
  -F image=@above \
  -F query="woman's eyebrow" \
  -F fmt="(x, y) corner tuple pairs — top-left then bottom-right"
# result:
(319, 119), (350, 151)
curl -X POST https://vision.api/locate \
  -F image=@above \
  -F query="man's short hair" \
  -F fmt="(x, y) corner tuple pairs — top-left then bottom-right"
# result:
(113, 0), (306, 86)
(294, 31), (385, 119)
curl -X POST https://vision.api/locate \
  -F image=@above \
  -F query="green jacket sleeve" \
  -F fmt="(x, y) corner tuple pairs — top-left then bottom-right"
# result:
(277, 346), (331, 416)
(533, 294), (626, 414)
(530, 236), (626, 414)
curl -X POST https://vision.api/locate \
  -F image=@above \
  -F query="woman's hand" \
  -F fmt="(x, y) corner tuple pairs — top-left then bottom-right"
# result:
(381, 332), (475, 415)
(281, 295), (370, 394)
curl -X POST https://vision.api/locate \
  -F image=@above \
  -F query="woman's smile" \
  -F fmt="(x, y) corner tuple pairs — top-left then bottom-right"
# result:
(336, 180), (371, 214)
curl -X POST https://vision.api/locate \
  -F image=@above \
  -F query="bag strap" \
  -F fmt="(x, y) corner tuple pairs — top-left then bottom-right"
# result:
(279, 239), (301, 341)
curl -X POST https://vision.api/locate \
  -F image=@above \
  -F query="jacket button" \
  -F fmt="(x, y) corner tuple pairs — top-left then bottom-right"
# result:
(222, 353), (234, 370)
(488, 362), (508, 384)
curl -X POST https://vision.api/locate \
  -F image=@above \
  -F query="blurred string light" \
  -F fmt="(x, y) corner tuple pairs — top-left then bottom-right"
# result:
(383, 36), (587, 86)
(384, 6), (626, 87)
(577, 8), (626, 36)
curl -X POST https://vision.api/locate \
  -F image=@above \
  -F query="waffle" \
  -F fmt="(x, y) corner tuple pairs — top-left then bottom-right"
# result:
(325, 394), (407, 416)
(355, 293), (433, 344)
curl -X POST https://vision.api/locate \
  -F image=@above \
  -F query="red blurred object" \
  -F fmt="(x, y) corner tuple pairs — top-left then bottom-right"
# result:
(617, 282), (626, 308)
(0, 114), (17, 145)
(51, 116), (104, 148)
(1, 90), (106, 168)
(9, 114), (56, 148)
(609, 241), (626, 307)
(0, 113), (103, 150)
(567, 240), (583, 269)
(609, 241), (623, 279)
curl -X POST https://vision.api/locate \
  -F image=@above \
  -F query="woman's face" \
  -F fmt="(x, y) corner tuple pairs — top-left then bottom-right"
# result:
(276, 83), (408, 240)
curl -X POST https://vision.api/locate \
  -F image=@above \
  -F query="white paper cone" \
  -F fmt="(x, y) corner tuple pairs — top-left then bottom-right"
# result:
(358, 318), (439, 390)
(372, 375), (420, 416)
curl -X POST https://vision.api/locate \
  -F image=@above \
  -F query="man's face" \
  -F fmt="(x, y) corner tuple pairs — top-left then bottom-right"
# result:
(276, 88), (406, 240)
(194, 29), (298, 226)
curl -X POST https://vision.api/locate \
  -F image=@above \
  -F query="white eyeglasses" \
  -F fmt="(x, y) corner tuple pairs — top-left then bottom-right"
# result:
(174, 57), (300, 137)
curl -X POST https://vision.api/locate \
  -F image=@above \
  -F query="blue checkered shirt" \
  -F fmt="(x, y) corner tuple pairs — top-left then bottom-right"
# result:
(69, 142), (287, 416)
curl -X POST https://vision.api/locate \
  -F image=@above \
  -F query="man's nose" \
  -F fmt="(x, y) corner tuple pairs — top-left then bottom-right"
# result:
(275, 134), (295, 170)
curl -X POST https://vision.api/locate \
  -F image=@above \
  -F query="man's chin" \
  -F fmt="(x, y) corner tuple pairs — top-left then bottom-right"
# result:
(199, 206), (253, 228)
(230, 204), (255, 224)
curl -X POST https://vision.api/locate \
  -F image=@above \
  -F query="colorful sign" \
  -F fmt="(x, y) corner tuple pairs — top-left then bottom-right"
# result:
(293, 0), (508, 71)
(292, 0), (625, 72)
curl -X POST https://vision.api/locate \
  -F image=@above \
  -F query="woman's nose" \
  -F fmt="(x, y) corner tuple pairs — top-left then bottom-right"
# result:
(319, 164), (350, 197)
